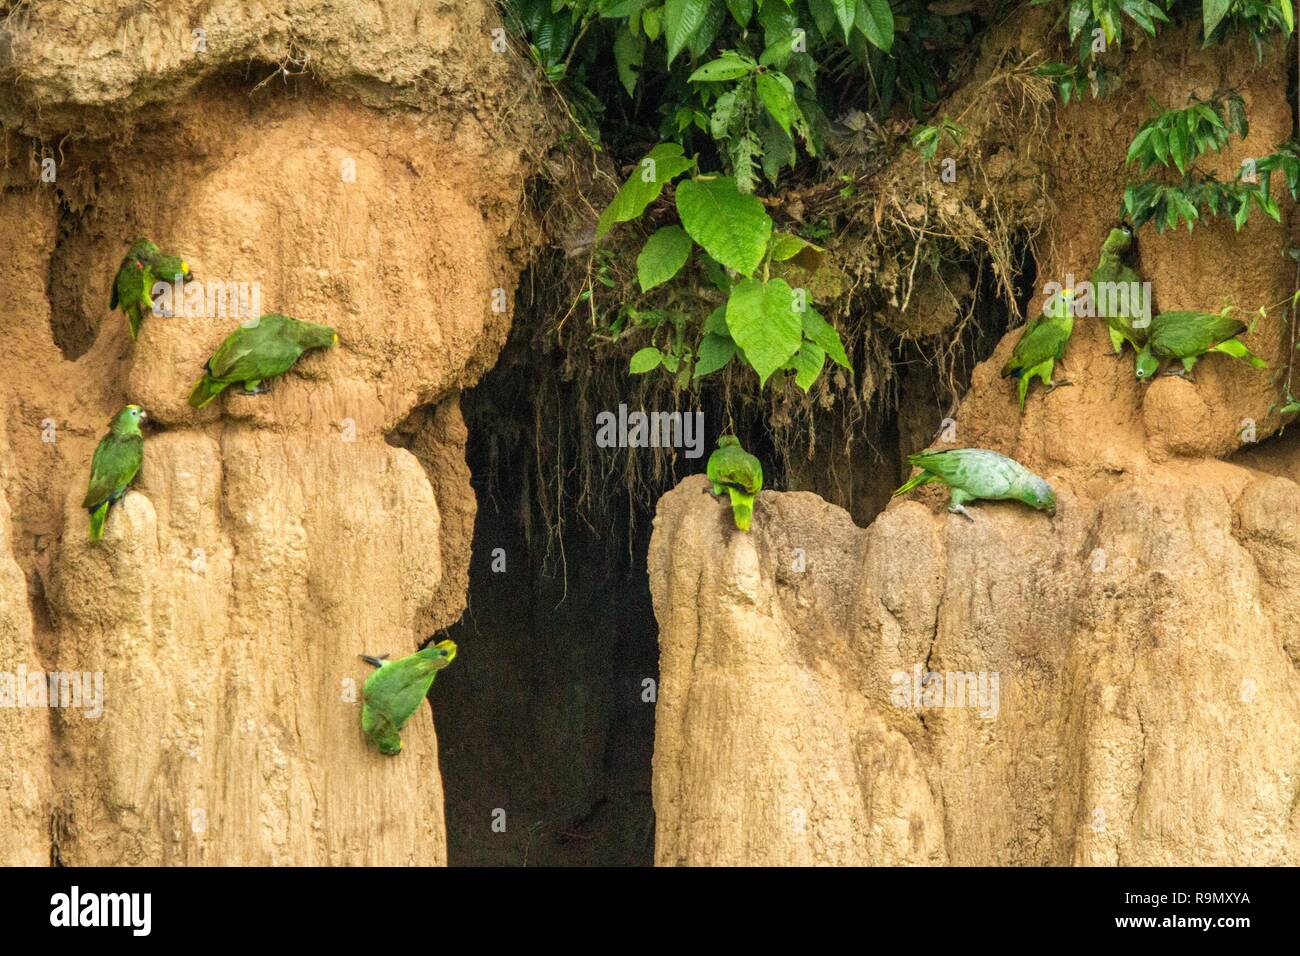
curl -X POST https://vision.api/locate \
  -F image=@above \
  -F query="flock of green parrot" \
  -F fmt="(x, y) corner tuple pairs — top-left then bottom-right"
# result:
(705, 224), (1269, 527)
(82, 238), (440, 756)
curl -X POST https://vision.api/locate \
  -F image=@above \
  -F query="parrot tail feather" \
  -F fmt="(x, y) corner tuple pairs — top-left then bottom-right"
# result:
(893, 470), (935, 497)
(188, 374), (227, 409)
(730, 493), (754, 532)
(127, 307), (142, 340)
(1210, 338), (1267, 369)
(88, 502), (109, 541)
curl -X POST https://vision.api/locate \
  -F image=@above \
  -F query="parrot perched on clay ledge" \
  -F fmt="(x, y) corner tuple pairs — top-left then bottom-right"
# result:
(111, 238), (193, 339)
(360, 640), (457, 756)
(82, 404), (146, 541)
(188, 312), (338, 408)
(893, 447), (1056, 520)
(705, 435), (763, 531)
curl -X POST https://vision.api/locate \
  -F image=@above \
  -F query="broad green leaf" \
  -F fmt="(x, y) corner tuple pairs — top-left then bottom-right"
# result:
(642, 4), (662, 39)
(629, 347), (663, 374)
(756, 71), (799, 137)
(831, 0), (857, 39)
(603, 0), (650, 16)
(637, 226), (693, 291)
(596, 143), (695, 239)
(664, 0), (711, 65)
(856, 0), (894, 52)
(1203, 0), (1231, 38)
(694, 333), (737, 377)
(807, 0), (839, 38)
(689, 52), (755, 81)
(675, 177), (773, 275)
(786, 341), (827, 391)
(802, 307), (851, 369)
(725, 278), (803, 385)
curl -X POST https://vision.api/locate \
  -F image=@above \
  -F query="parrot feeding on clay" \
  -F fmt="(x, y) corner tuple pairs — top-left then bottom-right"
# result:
(110, 239), (193, 339)
(360, 640), (458, 756)
(188, 313), (339, 408)
(706, 435), (763, 531)
(1089, 224), (1150, 354)
(1001, 287), (1075, 409)
(81, 404), (146, 541)
(893, 447), (1057, 520)
(1133, 309), (1266, 381)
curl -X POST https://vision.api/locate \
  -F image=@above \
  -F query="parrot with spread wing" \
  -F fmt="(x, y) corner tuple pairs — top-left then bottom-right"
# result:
(188, 313), (338, 408)
(706, 435), (763, 531)
(1134, 310), (1266, 381)
(1001, 287), (1075, 409)
(360, 640), (458, 756)
(81, 404), (146, 541)
(110, 239), (193, 339)
(1090, 224), (1150, 354)
(893, 447), (1056, 520)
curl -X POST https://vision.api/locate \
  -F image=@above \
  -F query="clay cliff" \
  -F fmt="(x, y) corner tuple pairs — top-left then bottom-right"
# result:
(0, 0), (547, 865)
(648, 23), (1300, 865)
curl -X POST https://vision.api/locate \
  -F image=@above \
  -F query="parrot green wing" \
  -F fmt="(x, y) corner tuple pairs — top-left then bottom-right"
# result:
(1001, 313), (1070, 377)
(1149, 311), (1247, 359)
(906, 448), (1016, 498)
(707, 444), (762, 495)
(81, 433), (143, 510)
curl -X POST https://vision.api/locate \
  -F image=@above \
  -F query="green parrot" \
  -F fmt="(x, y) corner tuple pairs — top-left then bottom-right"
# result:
(1089, 224), (1150, 354)
(360, 640), (458, 756)
(110, 239), (193, 339)
(188, 313), (339, 408)
(1134, 310), (1267, 381)
(1001, 287), (1075, 409)
(893, 447), (1057, 520)
(81, 404), (146, 541)
(705, 435), (763, 531)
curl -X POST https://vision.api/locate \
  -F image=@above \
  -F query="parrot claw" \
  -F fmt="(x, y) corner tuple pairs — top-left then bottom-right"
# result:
(241, 383), (272, 395)
(360, 653), (390, 668)
(950, 505), (975, 521)
(1044, 378), (1073, 393)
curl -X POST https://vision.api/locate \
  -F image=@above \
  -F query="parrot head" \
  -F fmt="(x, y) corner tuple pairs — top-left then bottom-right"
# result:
(1102, 225), (1133, 256)
(1020, 476), (1057, 516)
(1134, 348), (1159, 382)
(127, 238), (159, 261)
(421, 639), (457, 669)
(716, 435), (741, 449)
(110, 404), (147, 434)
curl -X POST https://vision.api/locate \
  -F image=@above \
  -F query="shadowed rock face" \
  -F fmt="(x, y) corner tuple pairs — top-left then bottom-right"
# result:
(648, 24), (1300, 867)
(0, 1), (548, 865)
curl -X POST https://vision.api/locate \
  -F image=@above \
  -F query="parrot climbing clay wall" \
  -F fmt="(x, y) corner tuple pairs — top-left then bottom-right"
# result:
(649, 18), (1300, 866)
(0, 1), (549, 864)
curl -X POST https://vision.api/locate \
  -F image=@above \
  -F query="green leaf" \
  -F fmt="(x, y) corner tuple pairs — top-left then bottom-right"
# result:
(596, 143), (695, 239)
(675, 177), (773, 276)
(802, 307), (851, 369)
(769, 232), (818, 261)
(613, 26), (645, 98)
(831, 0), (857, 39)
(726, 0), (753, 26)
(664, 0), (711, 65)
(703, 304), (729, 334)
(694, 333), (737, 377)
(688, 52), (755, 81)
(856, 0), (894, 52)
(725, 278), (803, 385)
(1203, 0), (1231, 38)
(756, 71), (799, 137)
(602, 0), (650, 16)
(629, 347), (663, 374)
(636, 226), (693, 291)
(786, 341), (827, 391)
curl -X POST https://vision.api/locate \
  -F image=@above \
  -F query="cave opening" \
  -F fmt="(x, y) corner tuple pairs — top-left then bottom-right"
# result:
(431, 235), (1033, 865)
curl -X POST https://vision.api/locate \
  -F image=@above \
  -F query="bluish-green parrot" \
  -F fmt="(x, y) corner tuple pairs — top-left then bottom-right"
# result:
(705, 435), (763, 531)
(188, 313), (338, 408)
(893, 447), (1056, 520)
